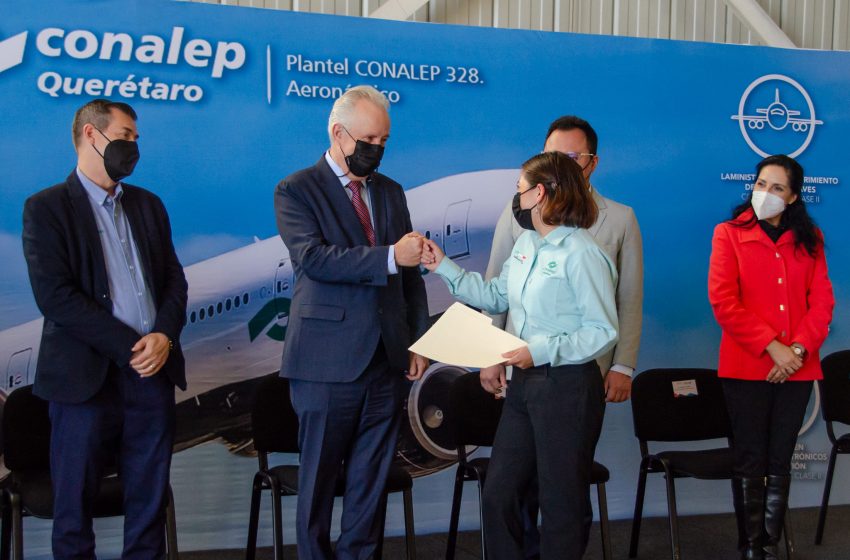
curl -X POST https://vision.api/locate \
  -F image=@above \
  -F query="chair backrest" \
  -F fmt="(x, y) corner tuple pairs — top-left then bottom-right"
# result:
(2, 385), (51, 472)
(447, 371), (503, 447)
(631, 368), (730, 443)
(820, 350), (850, 425)
(251, 374), (300, 454)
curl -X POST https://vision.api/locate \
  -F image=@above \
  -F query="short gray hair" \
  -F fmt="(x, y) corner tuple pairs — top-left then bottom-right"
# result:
(327, 85), (389, 144)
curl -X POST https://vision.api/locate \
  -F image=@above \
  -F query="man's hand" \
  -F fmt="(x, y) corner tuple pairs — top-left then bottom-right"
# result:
(502, 346), (533, 370)
(480, 364), (507, 397)
(394, 232), (424, 267)
(604, 370), (632, 402)
(129, 332), (171, 377)
(407, 352), (429, 381)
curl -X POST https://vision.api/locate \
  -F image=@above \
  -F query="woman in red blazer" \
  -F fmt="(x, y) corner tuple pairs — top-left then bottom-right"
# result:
(709, 154), (834, 560)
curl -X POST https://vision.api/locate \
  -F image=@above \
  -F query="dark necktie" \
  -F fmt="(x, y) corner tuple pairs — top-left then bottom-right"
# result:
(346, 180), (376, 246)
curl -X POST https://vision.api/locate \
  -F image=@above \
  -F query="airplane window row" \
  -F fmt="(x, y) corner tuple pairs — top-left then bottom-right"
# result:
(187, 292), (250, 324)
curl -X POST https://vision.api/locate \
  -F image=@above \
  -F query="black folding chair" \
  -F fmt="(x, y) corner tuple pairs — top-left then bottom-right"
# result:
(628, 368), (794, 560)
(0, 385), (178, 560)
(445, 371), (612, 560)
(245, 374), (415, 560)
(815, 350), (850, 545)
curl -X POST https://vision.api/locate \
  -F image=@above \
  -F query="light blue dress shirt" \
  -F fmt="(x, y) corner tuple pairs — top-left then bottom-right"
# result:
(324, 152), (398, 274)
(435, 225), (619, 367)
(78, 168), (156, 336)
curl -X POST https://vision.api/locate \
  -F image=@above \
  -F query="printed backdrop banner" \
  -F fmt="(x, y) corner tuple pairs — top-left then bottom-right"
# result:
(1, 0), (848, 555)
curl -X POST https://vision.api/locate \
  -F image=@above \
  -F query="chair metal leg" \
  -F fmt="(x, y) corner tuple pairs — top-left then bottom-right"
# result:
(9, 494), (22, 560)
(663, 471), (681, 560)
(1, 493), (11, 560)
(445, 467), (465, 560)
(269, 477), (285, 560)
(246, 473), (264, 560)
(784, 505), (796, 560)
(165, 485), (179, 560)
(476, 478), (487, 560)
(596, 482), (612, 560)
(629, 464), (649, 558)
(403, 488), (416, 560)
(815, 445), (838, 545)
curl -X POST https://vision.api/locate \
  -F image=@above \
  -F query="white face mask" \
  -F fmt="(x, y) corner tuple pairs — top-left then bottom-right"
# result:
(751, 190), (786, 221)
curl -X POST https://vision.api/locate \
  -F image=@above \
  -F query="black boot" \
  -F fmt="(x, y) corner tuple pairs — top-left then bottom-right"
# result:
(763, 475), (791, 559)
(732, 477), (766, 560)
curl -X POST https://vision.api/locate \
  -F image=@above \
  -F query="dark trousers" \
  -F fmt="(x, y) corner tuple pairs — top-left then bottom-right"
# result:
(49, 364), (176, 560)
(721, 378), (813, 477)
(289, 341), (402, 560)
(482, 362), (605, 560)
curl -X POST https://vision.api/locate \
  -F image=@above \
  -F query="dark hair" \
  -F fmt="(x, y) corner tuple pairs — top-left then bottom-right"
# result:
(544, 115), (598, 155)
(729, 154), (821, 256)
(522, 151), (597, 229)
(72, 99), (137, 147)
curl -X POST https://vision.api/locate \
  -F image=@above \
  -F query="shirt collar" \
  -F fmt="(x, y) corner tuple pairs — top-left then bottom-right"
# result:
(77, 167), (123, 206)
(325, 151), (353, 188)
(529, 225), (576, 249)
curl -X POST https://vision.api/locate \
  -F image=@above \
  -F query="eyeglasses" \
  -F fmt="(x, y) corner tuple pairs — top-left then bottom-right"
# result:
(563, 152), (595, 161)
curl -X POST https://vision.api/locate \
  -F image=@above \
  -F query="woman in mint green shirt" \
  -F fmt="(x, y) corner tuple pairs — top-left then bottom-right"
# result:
(421, 152), (618, 559)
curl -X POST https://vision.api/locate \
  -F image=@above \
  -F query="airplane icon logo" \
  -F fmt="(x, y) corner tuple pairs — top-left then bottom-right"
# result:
(0, 31), (27, 74)
(733, 88), (823, 133)
(730, 74), (823, 158)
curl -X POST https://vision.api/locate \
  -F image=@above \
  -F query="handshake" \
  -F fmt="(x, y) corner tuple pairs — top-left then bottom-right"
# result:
(393, 232), (445, 270)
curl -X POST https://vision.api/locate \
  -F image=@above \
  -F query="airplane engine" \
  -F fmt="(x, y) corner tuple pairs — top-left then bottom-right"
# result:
(396, 363), (473, 478)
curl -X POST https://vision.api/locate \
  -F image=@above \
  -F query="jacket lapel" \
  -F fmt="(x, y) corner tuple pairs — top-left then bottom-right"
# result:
(67, 171), (109, 287)
(368, 177), (386, 246)
(315, 156), (370, 246)
(588, 187), (608, 238)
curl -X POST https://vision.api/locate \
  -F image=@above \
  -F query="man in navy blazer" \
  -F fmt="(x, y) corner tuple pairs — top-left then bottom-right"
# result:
(275, 86), (429, 559)
(22, 99), (187, 559)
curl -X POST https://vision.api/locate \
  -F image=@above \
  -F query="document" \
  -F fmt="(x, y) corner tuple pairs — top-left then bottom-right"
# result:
(409, 302), (527, 368)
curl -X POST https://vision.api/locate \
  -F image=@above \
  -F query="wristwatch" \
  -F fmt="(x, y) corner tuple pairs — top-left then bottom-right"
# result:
(791, 343), (807, 359)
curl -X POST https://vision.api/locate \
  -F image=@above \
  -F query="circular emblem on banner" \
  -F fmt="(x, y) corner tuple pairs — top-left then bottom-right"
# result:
(731, 74), (823, 158)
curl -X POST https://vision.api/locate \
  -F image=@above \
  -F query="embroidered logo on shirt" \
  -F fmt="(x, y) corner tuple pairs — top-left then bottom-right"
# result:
(541, 260), (558, 276)
(512, 251), (527, 263)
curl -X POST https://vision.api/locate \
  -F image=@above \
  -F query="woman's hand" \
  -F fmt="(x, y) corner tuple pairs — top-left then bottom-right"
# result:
(479, 363), (507, 398)
(502, 345), (533, 370)
(765, 340), (802, 383)
(420, 238), (445, 271)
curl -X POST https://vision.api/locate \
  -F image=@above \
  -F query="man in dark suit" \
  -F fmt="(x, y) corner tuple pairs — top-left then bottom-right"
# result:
(22, 99), (187, 559)
(275, 85), (429, 559)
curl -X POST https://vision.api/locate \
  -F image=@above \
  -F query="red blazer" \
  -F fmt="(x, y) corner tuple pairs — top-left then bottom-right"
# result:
(708, 210), (834, 381)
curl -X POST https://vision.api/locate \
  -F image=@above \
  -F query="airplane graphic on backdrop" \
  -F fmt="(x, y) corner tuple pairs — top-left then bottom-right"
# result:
(732, 88), (823, 132)
(0, 169), (518, 477)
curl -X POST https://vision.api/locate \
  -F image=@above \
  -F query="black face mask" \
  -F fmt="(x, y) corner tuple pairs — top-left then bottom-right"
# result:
(93, 127), (140, 182)
(512, 188), (537, 231)
(342, 127), (384, 177)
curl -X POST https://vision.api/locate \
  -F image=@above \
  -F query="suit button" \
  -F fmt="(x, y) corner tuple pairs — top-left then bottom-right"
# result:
(775, 252), (781, 258)
(102, 294), (108, 299)
(378, 308), (383, 315)
(779, 304), (785, 311)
